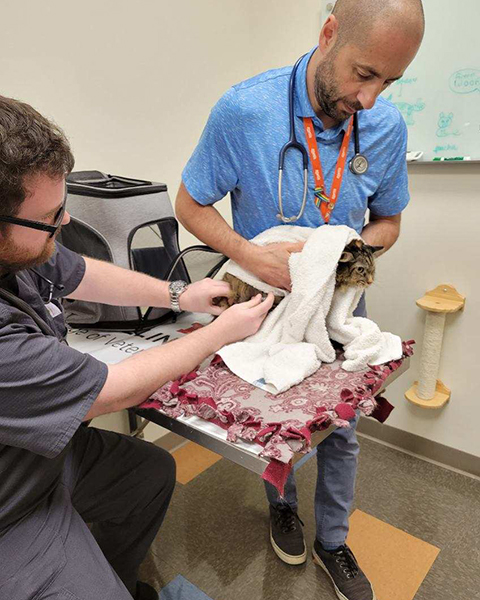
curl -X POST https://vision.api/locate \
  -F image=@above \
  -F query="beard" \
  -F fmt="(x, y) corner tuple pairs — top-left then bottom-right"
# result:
(313, 55), (363, 123)
(0, 232), (56, 274)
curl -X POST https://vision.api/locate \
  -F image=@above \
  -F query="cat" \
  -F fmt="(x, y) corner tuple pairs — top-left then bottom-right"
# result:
(213, 239), (383, 309)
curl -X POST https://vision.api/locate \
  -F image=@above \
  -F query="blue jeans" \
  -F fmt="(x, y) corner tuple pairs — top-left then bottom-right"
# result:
(264, 294), (366, 549)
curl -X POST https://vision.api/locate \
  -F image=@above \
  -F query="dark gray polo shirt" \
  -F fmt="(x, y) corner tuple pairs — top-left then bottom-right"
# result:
(0, 244), (108, 532)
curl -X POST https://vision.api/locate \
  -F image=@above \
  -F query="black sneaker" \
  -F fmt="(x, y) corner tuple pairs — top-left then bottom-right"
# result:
(312, 539), (376, 600)
(269, 504), (307, 565)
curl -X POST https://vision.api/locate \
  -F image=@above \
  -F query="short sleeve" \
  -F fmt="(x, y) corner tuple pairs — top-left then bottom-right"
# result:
(368, 114), (410, 217)
(33, 243), (86, 300)
(182, 88), (242, 205)
(0, 312), (108, 458)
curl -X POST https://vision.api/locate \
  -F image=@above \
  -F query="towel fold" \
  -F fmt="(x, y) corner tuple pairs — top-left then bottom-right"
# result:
(327, 287), (403, 371)
(218, 225), (402, 394)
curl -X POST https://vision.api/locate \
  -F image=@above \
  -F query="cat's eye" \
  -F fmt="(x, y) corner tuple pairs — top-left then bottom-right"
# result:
(356, 267), (365, 274)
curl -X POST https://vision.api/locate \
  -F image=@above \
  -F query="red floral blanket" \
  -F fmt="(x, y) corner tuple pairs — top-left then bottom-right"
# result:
(140, 341), (414, 494)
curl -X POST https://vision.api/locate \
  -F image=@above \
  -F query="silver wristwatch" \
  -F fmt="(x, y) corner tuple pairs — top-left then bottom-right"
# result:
(168, 280), (188, 313)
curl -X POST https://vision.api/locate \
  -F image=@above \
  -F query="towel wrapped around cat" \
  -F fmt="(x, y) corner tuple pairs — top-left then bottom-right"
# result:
(216, 224), (403, 394)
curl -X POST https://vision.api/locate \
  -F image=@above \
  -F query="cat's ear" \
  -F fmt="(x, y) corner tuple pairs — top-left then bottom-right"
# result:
(339, 251), (355, 263)
(366, 245), (384, 257)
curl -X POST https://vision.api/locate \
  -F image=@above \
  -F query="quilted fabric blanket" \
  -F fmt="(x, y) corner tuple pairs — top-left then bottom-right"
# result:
(140, 341), (414, 495)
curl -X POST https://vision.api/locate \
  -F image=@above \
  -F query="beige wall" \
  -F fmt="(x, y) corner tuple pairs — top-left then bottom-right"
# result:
(368, 163), (479, 457)
(248, 0), (322, 72)
(1, 0), (257, 247)
(2, 1), (478, 455)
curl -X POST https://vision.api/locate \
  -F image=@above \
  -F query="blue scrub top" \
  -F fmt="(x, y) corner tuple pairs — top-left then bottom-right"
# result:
(183, 48), (409, 240)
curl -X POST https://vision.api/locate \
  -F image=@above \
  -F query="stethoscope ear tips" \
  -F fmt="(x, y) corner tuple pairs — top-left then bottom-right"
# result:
(277, 213), (298, 223)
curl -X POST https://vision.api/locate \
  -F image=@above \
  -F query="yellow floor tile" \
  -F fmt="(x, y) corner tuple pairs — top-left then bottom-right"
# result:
(172, 442), (222, 484)
(347, 510), (440, 600)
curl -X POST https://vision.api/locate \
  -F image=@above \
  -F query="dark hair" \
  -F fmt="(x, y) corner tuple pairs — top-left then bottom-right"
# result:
(0, 96), (74, 219)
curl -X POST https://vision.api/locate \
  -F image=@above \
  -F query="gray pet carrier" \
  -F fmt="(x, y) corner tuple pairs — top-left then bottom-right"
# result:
(59, 171), (228, 332)
(59, 170), (191, 331)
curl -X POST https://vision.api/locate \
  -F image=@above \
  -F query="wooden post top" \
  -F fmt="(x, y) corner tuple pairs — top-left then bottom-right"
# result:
(416, 284), (466, 313)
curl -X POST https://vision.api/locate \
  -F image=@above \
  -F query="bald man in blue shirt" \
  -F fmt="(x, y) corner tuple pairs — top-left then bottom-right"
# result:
(176, 1), (425, 598)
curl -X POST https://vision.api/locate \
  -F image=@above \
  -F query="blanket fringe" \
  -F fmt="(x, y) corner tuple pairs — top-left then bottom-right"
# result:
(139, 342), (414, 494)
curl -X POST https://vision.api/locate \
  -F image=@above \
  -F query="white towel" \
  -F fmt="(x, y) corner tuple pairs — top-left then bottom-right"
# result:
(218, 225), (402, 394)
(326, 287), (403, 371)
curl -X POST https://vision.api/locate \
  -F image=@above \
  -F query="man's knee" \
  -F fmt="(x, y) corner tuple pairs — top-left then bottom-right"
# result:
(152, 445), (176, 492)
(135, 441), (176, 497)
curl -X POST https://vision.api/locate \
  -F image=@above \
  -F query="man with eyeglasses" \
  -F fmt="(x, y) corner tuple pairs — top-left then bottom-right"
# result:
(0, 95), (274, 600)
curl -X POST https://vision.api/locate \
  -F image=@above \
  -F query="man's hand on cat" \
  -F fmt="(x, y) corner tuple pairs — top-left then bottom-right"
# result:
(211, 293), (275, 344)
(179, 278), (232, 315)
(249, 242), (304, 291)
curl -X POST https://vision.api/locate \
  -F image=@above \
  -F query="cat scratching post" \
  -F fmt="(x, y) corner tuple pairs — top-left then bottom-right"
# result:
(405, 284), (465, 409)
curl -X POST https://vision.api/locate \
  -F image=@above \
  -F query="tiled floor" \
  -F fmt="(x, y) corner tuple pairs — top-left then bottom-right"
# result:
(346, 510), (439, 600)
(139, 436), (480, 600)
(172, 443), (222, 485)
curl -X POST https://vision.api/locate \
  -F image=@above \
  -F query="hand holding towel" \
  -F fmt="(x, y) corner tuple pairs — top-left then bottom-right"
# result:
(218, 225), (402, 393)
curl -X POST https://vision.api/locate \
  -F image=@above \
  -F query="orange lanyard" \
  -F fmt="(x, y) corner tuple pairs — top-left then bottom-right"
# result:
(303, 116), (354, 223)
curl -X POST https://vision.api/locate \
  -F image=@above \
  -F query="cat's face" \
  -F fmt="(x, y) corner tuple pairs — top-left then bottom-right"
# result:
(335, 239), (383, 290)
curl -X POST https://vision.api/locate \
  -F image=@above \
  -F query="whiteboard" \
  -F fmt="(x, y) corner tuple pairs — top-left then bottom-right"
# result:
(321, 0), (480, 161)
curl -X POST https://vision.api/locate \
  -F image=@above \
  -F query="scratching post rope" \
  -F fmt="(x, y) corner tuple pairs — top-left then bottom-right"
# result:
(405, 284), (465, 409)
(417, 311), (446, 399)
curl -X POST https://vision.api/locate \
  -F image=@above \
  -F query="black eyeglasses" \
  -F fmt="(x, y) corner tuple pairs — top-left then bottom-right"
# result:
(0, 187), (68, 239)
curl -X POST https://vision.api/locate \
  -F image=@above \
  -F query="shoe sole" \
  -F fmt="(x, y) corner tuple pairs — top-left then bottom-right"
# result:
(312, 547), (377, 600)
(269, 527), (307, 565)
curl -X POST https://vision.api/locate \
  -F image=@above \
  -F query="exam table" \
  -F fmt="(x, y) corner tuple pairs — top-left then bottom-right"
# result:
(67, 313), (410, 479)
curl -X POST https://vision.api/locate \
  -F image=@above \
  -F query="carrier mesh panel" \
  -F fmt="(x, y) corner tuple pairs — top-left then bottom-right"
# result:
(59, 172), (181, 330)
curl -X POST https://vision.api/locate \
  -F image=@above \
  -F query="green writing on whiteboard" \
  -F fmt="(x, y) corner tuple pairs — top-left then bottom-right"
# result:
(394, 77), (418, 86)
(387, 95), (426, 126)
(436, 112), (461, 138)
(434, 144), (458, 154)
(449, 69), (480, 94)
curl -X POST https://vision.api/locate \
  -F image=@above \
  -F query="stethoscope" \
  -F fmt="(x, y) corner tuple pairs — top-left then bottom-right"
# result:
(277, 53), (369, 224)
(0, 269), (65, 338)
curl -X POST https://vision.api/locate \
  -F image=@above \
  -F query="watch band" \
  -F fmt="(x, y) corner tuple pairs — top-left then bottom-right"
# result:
(169, 280), (188, 313)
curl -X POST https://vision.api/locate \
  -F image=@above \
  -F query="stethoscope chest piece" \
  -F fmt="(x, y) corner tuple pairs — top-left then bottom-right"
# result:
(349, 153), (369, 175)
